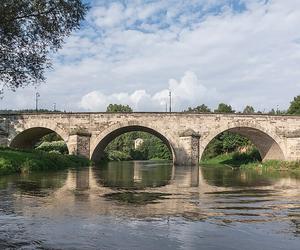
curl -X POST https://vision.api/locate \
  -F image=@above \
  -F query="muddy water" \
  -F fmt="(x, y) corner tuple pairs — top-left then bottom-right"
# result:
(0, 161), (299, 249)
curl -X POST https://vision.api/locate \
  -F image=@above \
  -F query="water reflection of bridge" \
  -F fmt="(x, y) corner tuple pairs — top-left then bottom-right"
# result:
(56, 163), (210, 192)
(12, 162), (300, 231)
(46, 163), (217, 218)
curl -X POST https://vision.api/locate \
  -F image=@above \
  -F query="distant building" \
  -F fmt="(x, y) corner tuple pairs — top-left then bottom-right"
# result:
(134, 138), (144, 149)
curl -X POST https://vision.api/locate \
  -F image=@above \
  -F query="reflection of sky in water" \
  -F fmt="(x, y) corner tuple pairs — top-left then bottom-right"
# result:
(0, 162), (299, 249)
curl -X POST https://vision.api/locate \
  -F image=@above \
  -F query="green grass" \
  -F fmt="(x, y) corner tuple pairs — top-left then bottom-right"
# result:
(240, 160), (300, 171)
(201, 153), (234, 165)
(0, 147), (91, 175)
(201, 151), (300, 171)
(201, 149), (261, 167)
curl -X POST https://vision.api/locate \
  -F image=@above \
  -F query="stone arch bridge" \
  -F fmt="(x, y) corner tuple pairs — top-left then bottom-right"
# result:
(1, 112), (300, 165)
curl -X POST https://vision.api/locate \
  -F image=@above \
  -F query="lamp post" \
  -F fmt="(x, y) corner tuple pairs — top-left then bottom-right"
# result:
(169, 90), (171, 113)
(35, 92), (40, 112)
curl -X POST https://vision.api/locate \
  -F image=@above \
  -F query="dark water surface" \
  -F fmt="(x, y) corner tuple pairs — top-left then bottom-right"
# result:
(0, 161), (300, 249)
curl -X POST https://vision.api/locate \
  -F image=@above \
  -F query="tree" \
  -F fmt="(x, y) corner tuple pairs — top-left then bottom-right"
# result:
(0, 0), (88, 92)
(268, 108), (276, 115)
(220, 132), (249, 153)
(106, 104), (133, 113)
(185, 104), (211, 113)
(243, 105), (255, 114)
(214, 103), (235, 113)
(287, 96), (300, 115)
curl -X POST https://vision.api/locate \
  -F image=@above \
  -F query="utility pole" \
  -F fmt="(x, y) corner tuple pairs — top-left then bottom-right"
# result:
(53, 103), (56, 111)
(35, 92), (40, 112)
(169, 90), (172, 113)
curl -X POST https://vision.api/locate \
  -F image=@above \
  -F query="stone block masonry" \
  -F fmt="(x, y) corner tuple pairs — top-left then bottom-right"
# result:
(1, 112), (299, 165)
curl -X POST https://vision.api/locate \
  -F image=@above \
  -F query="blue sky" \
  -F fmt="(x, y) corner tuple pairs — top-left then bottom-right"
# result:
(1, 0), (300, 112)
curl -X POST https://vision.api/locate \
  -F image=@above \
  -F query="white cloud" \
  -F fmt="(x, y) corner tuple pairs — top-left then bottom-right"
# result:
(1, 0), (300, 113)
(79, 71), (219, 111)
(91, 3), (126, 28)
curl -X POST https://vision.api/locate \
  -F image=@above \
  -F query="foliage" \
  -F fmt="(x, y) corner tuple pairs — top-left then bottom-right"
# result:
(106, 150), (132, 161)
(36, 140), (68, 154)
(0, 0), (88, 91)
(228, 149), (261, 164)
(243, 105), (255, 114)
(268, 109), (276, 115)
(220, 132), (249, 153)
(0, 147), (90, 175)
(106, 104), (133, 112)
(201, 137), (223, 159)
(287, 95), (300, 114)
(268, 108), (286, 115)
(38, 132), (62, 143)
(185, 104), (211, 113)
(214, 103), (235, 113)
(240, 160), (300, 171)
(104, 132), (172, 161)
(201, 148), (261, 166)
(202, 132), (250, 159)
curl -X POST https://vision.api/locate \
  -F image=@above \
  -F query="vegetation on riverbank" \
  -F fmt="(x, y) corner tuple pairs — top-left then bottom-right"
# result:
(201, 149), (261, 166)
(240, 160), (300, 171)
(0, 147), (90, 175)
(36, 141), (69, 154)
(201, 151), (300, 171)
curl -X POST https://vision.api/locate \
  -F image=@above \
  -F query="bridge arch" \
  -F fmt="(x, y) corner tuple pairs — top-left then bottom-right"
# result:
(200, 122), (286, 161)
(90, 122), (177, 163)
(10, 123), (70, 152)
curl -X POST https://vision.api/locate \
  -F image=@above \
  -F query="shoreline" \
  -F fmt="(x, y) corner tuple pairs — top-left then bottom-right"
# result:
(0, 147), (91, 176)
(201, 152), (300, 171)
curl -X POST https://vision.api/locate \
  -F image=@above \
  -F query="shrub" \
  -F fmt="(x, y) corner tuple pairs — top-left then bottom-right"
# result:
(0, 148), (91, 175)
(107, 150), (132, 161)
(36, 141), (68, 154)
(231, 148), (261, 164)
(0, 158), (16, 175)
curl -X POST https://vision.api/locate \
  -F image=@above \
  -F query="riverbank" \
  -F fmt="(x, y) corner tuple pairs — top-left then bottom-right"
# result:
(0, 147), (91, 175)
(201, 150), (261, 166)
(201, 152), (300, 171)
(240, 160), (300, 171)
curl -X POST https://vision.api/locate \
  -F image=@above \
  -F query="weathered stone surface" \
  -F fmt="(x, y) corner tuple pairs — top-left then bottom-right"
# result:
(1, 112), (300, 165)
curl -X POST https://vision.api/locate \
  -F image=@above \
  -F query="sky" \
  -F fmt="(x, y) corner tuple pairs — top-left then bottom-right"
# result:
(1, 0), (300, 112)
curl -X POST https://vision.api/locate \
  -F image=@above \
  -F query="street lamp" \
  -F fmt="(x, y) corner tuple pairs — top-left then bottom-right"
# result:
(169, 90), (172, 113)
(35, 92), (40, 112)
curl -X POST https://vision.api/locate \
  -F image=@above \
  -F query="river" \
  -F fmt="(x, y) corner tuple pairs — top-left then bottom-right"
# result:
(0, 161), (299, 249)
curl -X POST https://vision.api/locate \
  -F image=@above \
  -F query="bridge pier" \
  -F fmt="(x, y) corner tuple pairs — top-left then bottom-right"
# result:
(175, 129), (200, 166)
(68, 132), (91, 159)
